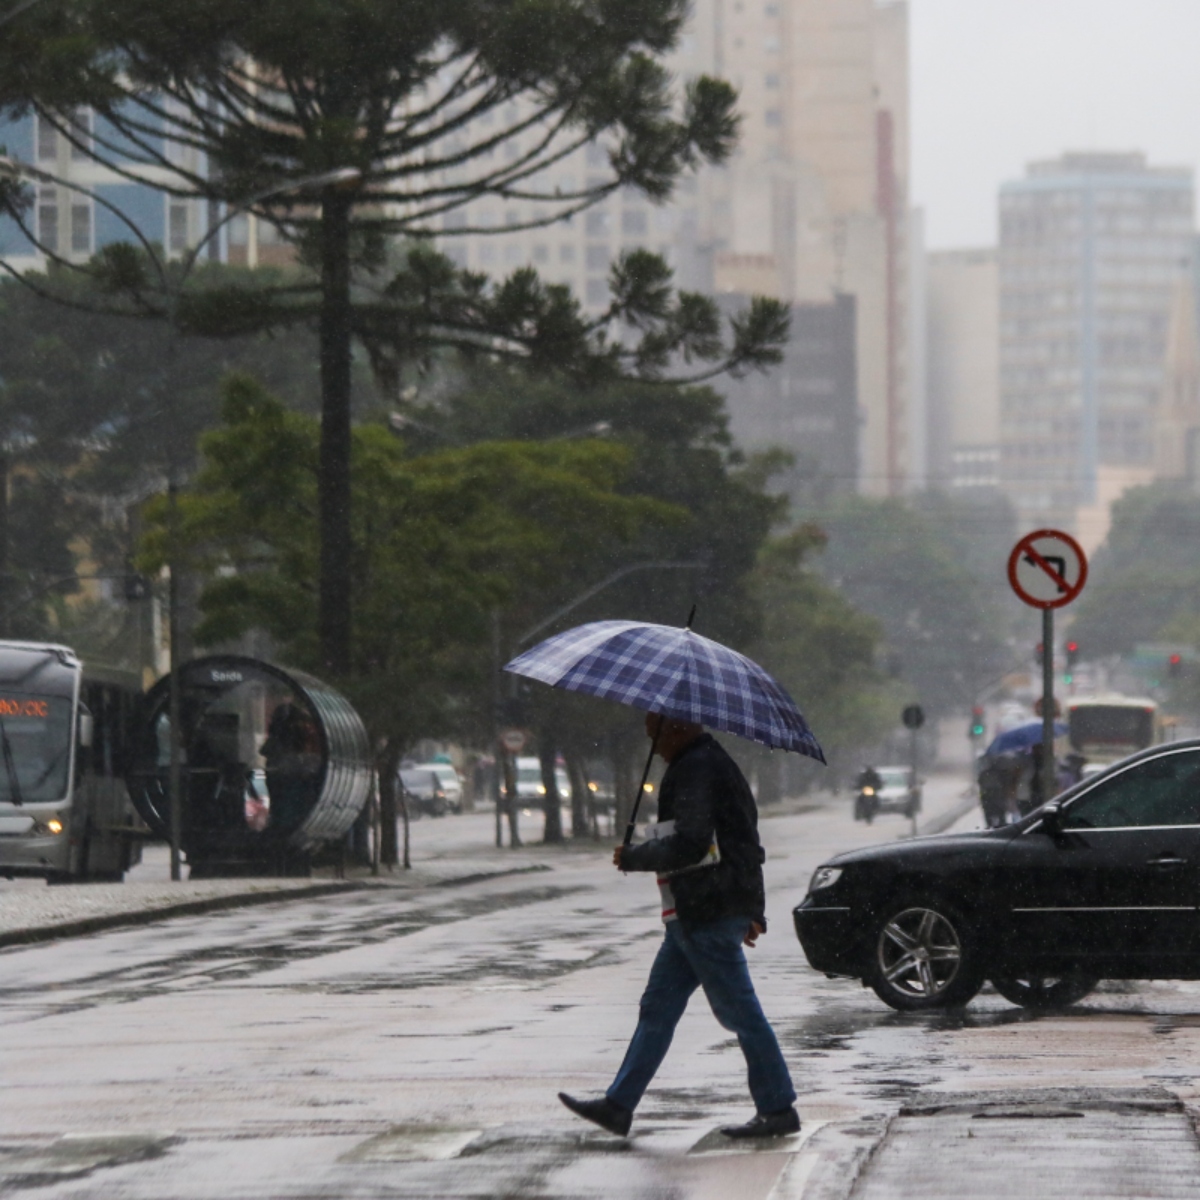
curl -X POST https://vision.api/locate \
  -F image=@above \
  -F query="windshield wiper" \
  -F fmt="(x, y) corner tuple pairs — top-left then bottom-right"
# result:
(0, 713), (24, 807)
(30, 744), (69, 792)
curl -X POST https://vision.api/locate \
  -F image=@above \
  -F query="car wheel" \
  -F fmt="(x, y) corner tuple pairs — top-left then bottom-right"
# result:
(869, 900), (984, 1011)
(990, 973), (1098, 1010)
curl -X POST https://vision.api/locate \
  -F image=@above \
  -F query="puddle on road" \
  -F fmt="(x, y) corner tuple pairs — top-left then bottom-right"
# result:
(0, 1133), (177, 1187)
(341, 1124), (484, 1163)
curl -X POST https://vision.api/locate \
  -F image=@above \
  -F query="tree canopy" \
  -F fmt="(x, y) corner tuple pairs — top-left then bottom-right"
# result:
(808, 492), (1016, 717)
(1070, 484), (1200, 659)
(2, 0), (790, 672)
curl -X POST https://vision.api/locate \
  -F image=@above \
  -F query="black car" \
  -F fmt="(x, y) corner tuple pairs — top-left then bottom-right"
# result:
(794, 740), (1200, 1012)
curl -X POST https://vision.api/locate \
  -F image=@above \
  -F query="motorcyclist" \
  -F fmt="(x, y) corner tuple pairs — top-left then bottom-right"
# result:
(854, 765), (883, 822)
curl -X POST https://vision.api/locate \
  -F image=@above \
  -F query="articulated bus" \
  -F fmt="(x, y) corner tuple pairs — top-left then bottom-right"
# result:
(0, 640), (144, 882)
(1067, 694), (1161, 777)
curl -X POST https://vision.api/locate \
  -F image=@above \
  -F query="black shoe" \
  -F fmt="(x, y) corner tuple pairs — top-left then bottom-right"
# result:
(558, 1092), (633, 1137)
(720, 1106), (801, 1139)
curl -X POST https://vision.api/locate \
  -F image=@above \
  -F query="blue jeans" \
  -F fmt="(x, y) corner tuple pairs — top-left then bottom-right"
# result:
(606, 916), (796, 1114)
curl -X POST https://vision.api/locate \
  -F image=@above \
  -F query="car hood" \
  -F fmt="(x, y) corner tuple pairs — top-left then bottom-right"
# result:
(823, 826), (1016, 869)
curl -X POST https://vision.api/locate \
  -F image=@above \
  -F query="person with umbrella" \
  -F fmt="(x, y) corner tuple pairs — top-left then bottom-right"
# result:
(505, 618), (824, 1140)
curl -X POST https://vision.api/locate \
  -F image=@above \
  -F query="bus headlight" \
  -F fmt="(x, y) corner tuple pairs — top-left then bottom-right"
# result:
(33, 817), (64, 835)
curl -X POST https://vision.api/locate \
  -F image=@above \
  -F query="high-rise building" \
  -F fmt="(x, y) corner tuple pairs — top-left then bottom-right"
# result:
(439, 0), (914, 497)
(998, 152), (1194, 538)
(926, 248), (1000, 491)
(719, 293), (859, 498)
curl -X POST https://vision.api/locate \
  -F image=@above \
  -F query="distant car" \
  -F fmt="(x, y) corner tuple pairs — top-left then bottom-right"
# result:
(794, 740), (1200, 1013)
(868, 765), (921, 819)
(398, 767), (449, 817)
(409, 762), (463, 813)
(515, 756), (572, 803)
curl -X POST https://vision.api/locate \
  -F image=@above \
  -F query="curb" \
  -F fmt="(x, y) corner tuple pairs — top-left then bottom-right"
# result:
(0, 880), (363, 949)
(0, 863), (559, 950)
(916, 791), (978, 837)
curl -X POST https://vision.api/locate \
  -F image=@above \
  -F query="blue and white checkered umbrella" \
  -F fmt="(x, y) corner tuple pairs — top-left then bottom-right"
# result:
(504, 619), (825, 763)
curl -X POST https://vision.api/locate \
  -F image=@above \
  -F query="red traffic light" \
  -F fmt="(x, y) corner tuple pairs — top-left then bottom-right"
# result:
(1067, 641), (1078, 653)
(1170, 653), (1183, 665)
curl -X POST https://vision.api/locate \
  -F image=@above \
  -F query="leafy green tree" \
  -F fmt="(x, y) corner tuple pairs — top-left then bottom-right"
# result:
(0, 269), (365, 645)
(3, 0), (789, 675)
(138, 372), (676, 857)
(746, 525), (895, 792)
(398, 365), (787, 831)
(809, 494), (1011, 718)
(1069, 485), (1200, 660)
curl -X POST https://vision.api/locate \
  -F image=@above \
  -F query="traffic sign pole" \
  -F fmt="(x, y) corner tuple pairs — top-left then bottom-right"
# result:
(1006, 528), (1088, 807)
(1041, 607), (1055, 805)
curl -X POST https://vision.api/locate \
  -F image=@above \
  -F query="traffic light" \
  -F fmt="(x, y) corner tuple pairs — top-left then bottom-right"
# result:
(1169, 653), (1183, 679)
(123, 572), (151, 602)
(970, 706), (985, 739)
(1066, 641), (1079, 668)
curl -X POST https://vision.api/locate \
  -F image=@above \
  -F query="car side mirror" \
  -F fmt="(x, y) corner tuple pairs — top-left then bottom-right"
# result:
(77, 712), (94, 749)
(1040, 801), (1064, 838)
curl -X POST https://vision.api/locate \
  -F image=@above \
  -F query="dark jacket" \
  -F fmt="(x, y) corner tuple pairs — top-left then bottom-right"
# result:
(621, 734), (767, 928)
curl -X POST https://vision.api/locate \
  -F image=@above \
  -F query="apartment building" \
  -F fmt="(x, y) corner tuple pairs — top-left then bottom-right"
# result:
(998, 151), (1194, 539)
(440, 0), (916, 498)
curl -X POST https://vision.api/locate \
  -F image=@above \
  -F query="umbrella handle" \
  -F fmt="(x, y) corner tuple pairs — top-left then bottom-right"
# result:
(623, 714), (664, 846)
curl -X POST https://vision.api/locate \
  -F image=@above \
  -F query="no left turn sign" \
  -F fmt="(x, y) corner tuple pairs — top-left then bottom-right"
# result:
(1007, 528), (1088, 610)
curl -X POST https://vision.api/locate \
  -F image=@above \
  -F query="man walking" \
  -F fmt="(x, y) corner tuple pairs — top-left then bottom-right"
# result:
(559, 712), (799, 1139)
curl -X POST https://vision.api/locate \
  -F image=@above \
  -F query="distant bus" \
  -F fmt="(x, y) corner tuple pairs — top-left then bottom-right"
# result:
(0, 640), (144, 882)
(1067, 695), (1160, 776)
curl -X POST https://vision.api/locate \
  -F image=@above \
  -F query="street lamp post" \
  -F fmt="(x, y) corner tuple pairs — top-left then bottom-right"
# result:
(0, 158), (361, 879)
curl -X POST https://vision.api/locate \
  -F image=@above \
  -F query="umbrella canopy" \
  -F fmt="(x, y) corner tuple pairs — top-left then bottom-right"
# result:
(504, 619), (825, 763)
(985, 719), (1068, 758)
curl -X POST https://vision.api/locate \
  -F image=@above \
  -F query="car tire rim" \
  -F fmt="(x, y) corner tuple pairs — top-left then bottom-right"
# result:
(877, 907), (962, 998)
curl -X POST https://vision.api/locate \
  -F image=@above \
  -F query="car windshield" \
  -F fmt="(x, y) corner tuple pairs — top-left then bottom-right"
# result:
(879, 769), (909, 788)
(517, 766), (542, 785)
(0, 693), (74, 803)
(399, 769), (436, 796)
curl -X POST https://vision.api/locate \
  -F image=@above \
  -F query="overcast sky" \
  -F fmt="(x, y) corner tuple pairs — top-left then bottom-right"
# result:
(911, 0), (1200, 249)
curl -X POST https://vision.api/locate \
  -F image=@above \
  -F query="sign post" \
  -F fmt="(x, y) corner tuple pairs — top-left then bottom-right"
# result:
(1007, 529), (1089, 804)
(901, 704), (925, 832)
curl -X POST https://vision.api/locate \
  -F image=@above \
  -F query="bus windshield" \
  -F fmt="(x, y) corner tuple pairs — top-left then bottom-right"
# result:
(0, 693), (74, 804)
(1069, 705), (1155, 757)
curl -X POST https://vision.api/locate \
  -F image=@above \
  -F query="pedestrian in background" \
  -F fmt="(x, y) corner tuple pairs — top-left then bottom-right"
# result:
(559, 712), (800, 1140)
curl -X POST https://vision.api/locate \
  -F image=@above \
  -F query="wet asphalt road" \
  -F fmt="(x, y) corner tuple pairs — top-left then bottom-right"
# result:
(5, 779), (1200, 1198)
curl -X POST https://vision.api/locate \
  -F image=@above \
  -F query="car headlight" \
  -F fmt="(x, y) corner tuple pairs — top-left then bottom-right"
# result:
(861, 786), (875, 796)
(808, 866), (843, 893)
